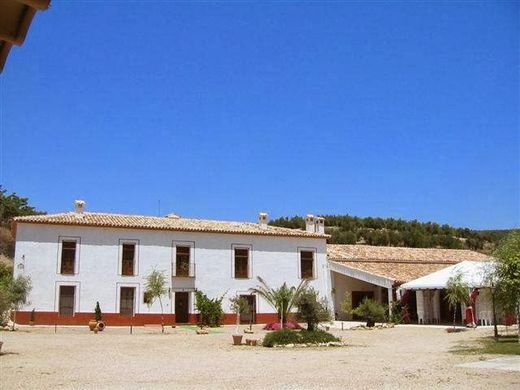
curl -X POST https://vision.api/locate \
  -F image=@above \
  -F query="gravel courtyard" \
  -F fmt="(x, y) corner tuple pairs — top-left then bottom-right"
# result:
(1, 325), (519, 389)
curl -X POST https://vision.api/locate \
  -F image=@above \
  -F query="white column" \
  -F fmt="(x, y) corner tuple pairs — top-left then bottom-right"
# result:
(387, 288), (393, 317)
(432, 290), (440, 324)
(416, 290), (424, 324)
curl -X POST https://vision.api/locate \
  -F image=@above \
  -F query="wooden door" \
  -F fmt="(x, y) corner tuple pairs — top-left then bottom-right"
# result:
(239, 294), (256, 324)
(175, 292), (189, 323)
(59, 286), (75, 316)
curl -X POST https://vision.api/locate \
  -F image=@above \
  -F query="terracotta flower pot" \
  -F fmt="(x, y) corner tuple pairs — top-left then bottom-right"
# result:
(250, 339), (258, 346)
(232, 334), (243, 345)
(96, 321), (106, 331)
(88, 319), (97, 331)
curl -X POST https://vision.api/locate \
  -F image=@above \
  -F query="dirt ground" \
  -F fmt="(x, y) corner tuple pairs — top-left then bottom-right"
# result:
(1, 324), (519, 389)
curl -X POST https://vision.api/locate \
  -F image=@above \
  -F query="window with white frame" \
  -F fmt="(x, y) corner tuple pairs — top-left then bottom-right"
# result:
(300, 250), (315, 279)
(234, 247), (250, 279)
(121, 243), (136, 276)
(59, 238), (79, 275)
(119, 240), (138, 276)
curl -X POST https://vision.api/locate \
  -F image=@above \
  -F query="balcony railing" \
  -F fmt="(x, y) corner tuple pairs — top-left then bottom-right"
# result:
(172, 262), (196, 278)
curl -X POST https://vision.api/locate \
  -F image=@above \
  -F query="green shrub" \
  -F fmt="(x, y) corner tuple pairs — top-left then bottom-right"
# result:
(194, 290), (224, 327)
(262, 329), (340, 347)
(262, 329), (301, 347)
(385, 300), (404, 324)
(352, 298), (386, 327)
(299, 329), (340, 344)
(95, 301), (102, 322)
(295, 288), (332, 331)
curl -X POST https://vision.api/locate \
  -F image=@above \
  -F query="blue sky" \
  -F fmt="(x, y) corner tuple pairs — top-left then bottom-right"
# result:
(1, 1), (518, 229)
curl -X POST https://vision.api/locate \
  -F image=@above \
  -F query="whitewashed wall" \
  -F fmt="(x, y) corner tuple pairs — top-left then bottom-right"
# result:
(13, 223), (330, 317)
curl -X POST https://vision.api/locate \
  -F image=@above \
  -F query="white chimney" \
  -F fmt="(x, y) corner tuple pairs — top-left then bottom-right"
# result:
(305, 214), (316, 233)
(258, 212), (268, 230)
(315, 217), (325, 234)
(74, 200), (85, 214)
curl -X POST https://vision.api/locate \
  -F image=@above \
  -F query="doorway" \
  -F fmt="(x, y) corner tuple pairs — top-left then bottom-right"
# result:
(175, 292), (189, 323)
(239, 294), (256, 324)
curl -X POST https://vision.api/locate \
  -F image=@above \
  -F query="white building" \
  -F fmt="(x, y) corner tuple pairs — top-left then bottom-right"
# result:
(13, 201), (330, 326)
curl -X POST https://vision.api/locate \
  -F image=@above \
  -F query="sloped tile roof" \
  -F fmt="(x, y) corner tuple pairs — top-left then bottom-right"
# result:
(327, 244), (491, 284)
(13, 212), (328, 239)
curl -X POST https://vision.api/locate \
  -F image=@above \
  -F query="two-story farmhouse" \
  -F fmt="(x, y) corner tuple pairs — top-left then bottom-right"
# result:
(12, 201), (331, 325)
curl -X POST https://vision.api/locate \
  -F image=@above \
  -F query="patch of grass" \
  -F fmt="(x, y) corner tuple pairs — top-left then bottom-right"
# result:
(262, 329), (340, 348)
(452, 335), (520, 356)
(299, 329), (340, 344)
(262, 329), (301, 347)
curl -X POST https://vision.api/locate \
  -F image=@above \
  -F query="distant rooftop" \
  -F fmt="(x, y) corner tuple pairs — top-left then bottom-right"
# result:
(327, 244), (491, 284)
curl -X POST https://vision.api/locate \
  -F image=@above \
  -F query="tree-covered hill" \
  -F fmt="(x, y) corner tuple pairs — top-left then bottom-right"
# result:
(0, 187), (44, 258)
(269, 215), (513, 252)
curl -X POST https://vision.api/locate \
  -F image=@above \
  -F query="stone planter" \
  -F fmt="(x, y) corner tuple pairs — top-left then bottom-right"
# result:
(232, 334), (243, 345)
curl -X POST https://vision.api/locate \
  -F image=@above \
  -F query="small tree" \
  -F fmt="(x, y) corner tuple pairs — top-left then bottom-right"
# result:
(492, 231), (520, 343)
(95, 301), (103, 322)
(445, 273), (470, 330)
(8, 275), (32, 330)
(295, 287), (332, 331)
(194, 290), (225, 327)
(351, 298), (386, 327)
(144, 269), (168, 333)
(340, 292), (353, 320)
(229, 296), (249, 334)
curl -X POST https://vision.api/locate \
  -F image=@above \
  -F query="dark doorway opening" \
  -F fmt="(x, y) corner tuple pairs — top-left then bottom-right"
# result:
(239, 294), (256, 324)
(175, 292), (189, 323)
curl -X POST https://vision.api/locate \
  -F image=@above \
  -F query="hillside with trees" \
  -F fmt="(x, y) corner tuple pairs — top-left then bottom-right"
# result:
(270, 215), (513, 252)
(0, 187), (44, 259)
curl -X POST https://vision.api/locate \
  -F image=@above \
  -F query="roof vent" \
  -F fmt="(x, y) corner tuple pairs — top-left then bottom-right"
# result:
(258, 212), (268, 230)
(315, 217), (325, 234)
(74, 200), (85, 214)
(305, 214), (316, 233)
(166, 213), (181, 219)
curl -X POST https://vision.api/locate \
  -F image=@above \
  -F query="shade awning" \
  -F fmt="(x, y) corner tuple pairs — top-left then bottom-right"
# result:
(399, 260), (495, 290)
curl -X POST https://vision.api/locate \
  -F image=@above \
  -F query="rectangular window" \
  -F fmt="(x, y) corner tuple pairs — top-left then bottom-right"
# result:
(300, 251), (314, 279)
(60, 241), (76, 274)
(121, 243), (135, 276)
(176, 246), (191, 277)
(59, 286), (75, 316)
(120, 287), (135, 316)
(234, 248), (249, 279)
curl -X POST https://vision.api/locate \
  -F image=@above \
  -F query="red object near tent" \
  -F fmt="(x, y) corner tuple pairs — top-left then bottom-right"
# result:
(465, 306), (476, 326)
(263, 321), (302, 330)
(504, 314), (516, 326)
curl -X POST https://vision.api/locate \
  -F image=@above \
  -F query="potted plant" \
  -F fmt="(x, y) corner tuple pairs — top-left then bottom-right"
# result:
(95, 301), (105, 331)
(229, 296), (249, 345)
(29, 308), (36, 326)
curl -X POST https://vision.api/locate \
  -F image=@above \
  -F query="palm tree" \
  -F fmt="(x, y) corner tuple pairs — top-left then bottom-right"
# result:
(249, 276), (308, 328)
(445, 273), (470, 330)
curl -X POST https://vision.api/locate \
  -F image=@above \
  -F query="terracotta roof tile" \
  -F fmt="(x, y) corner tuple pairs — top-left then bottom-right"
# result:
(327, 244), (491, 283)
(13, 212), (328, 239)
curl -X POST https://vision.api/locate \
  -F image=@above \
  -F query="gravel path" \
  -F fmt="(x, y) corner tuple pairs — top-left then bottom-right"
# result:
(1, 325), (519, 389)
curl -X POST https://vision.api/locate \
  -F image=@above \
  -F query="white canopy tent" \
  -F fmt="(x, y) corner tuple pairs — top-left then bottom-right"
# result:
(398, 260), (495, 325)
(399, 260), (495, 291)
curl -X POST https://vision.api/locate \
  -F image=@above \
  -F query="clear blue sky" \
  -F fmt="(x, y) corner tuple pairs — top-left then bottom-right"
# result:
(1, 1), (518, 229)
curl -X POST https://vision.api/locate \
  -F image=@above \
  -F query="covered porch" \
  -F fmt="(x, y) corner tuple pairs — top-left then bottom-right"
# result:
(329, 261), (395, 320)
